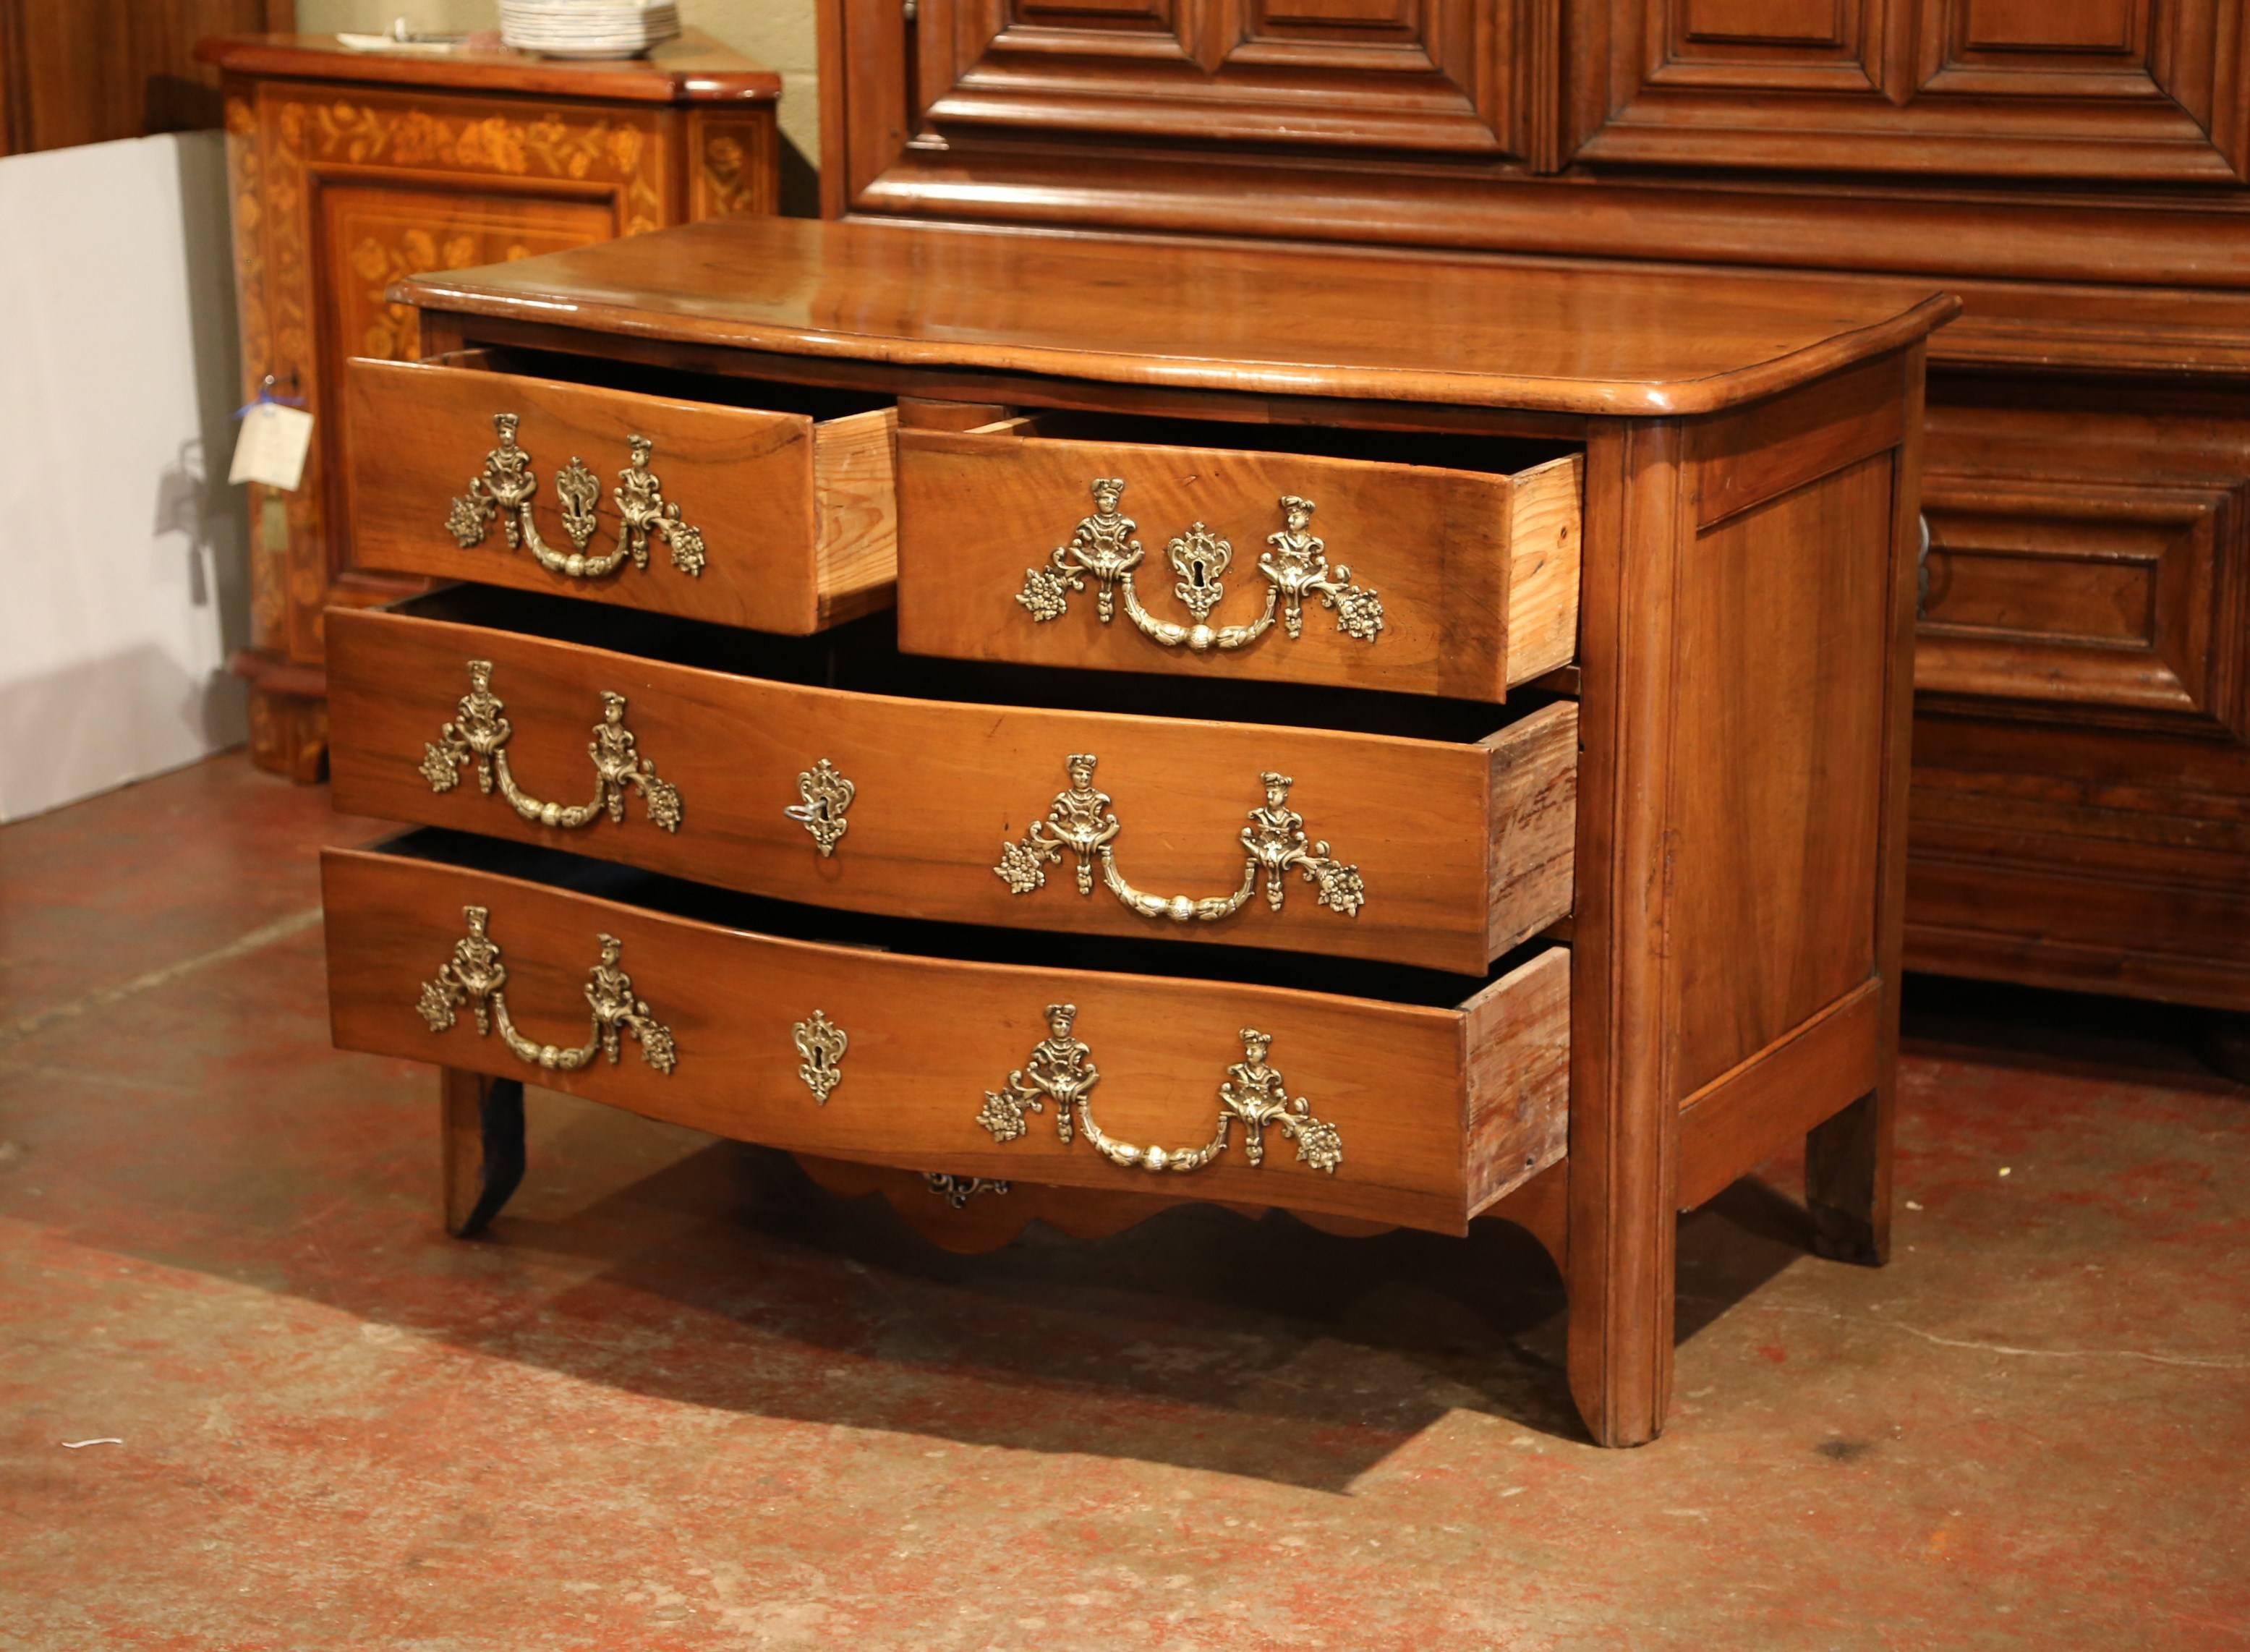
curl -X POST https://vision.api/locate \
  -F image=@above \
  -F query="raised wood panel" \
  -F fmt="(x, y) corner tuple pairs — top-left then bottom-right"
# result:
(1906, 377), (2250, 1008)
(1018, 0), (1176, 18)
(1658, 0), (1880, 88)
(1906, 741), (2250, 1003)
(1669, 450), (1896, 1097)
(1572, 0), (2250, 180)
(1916, 380), (2250, 741)
(1953, 0), (2141, 55)
(1256, 0), (1420, 32)
(1906, 835), (2250, 1010)
(1917, 477), (2247, 739)
(1684, 0), (1847, 44)
(911, 0), (1532, 159)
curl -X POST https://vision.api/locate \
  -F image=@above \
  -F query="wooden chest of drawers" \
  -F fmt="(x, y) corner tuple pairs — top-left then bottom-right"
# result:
(320, 216), (1954, 1446)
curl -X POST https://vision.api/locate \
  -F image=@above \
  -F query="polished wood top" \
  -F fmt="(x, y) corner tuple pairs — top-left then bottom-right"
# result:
(395, 218), (1958, 416)
(195, 31), (780, 104)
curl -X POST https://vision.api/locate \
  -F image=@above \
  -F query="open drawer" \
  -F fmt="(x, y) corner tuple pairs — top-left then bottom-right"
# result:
(895, 414), (1583, 702)
(343, 353), (898, 634)
(323, 834), (1572, 1235)
(328, 587), (1578, 976)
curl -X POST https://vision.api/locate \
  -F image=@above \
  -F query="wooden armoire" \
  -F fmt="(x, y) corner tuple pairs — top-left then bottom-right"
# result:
(817, 0), (2250, 1020)
(0, 0), (294, 156)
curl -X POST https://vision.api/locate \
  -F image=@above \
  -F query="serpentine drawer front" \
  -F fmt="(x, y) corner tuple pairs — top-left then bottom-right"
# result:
(344, 354), (898, 634)
(895, 420), (1582, 702)
(323, 842), (1572, 1235)
(326, 592), (1577, 976)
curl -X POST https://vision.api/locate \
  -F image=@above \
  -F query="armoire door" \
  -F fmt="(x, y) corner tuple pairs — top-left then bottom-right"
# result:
(1568, 0), (2250, 181)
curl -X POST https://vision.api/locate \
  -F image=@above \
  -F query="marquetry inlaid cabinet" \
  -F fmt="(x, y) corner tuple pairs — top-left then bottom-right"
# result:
(199, 30), (781, 781)
(320, 215), (1952, 1444)
(816, 0), (2250, 1023)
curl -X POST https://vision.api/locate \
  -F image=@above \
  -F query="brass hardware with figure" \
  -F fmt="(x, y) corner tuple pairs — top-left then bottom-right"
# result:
(419, 660), (682, 834)
(1017, 482), (1381, 652)
(995, 754), (1365, 924)
(416, 906), (677, 1076)
(446, 414), (707, 580)
(976, 1005), (1342, 1178)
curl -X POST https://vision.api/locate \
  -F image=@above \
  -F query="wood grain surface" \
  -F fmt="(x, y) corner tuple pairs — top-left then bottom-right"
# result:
(895, 426), (1580, 702)
(389, 216), (1960, 417)
(196, 30), (782, 104)
(327, 605), (1574, 974)
(344, 357), (897, 634)
(1483, 703), (1580, 959)
(323, 847), (1572, 1233)
(1666, 451), (1894, 1097)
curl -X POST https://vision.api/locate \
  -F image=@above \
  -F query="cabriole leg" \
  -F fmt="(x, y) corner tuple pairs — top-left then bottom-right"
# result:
(440, 1068), (527, 1237)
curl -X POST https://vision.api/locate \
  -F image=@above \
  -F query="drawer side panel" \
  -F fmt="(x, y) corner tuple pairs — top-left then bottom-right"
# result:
(1507, 454), (1586, 681)
(1483, 701), (1580, 957)
(1462, 947), (1572, 1215)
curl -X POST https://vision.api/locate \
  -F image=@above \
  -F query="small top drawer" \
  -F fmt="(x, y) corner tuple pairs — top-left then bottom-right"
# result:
(895, 417), (1582, 702)
(344, 354), (898, 635)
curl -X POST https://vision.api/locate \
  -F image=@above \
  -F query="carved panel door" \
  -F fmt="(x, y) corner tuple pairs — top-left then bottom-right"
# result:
(831, 0), (1549, 209)
(1569, 0), (2250, 180)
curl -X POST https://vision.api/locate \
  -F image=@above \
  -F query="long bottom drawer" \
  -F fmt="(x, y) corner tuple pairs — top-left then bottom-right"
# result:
(323, 833), (1570, 1235)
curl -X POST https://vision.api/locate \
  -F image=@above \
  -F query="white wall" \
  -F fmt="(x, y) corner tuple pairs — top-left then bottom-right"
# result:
(0, 132), (252, 822)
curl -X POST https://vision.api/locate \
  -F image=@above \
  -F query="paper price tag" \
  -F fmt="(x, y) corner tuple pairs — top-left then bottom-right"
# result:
(229, 401), (315, 491)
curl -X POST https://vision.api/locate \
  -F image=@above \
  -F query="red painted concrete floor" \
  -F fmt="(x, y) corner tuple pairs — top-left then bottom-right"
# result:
(3, 753), (2247, 1651)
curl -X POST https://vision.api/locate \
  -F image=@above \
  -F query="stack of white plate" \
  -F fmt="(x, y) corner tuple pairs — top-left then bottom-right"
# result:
(499, 0), (681, 59)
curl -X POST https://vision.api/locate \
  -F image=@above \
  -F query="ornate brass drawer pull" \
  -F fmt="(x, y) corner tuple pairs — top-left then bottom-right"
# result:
(976, 1005), (1342, 1177)
(420, 660), (683, 833)
(994, 754), (1365, 924)
(416, 905), (678, 1075)
(1016, 482), (1382, 652)
(446, 414), (707, 580)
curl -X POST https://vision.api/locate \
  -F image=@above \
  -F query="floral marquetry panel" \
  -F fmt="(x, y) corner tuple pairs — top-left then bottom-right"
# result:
(209, 34), (780, 780)
(316, 183), (615, 609)
(331, 203), (599, 367)
(241, 83), (676, 673)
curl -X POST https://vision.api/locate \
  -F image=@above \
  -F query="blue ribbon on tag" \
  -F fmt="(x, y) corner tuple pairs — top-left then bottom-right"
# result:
(233, 375), (307, 420)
